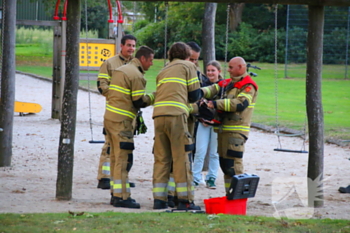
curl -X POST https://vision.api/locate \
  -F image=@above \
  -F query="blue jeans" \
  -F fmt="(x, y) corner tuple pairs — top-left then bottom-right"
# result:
(192, 122), (219, 183)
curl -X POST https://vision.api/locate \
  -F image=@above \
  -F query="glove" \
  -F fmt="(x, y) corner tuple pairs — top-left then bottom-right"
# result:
(197, 103), (222, 126)
(218, 78), (231, 88)
(198, 105), (214, 121)
(134, 111), (147, 135)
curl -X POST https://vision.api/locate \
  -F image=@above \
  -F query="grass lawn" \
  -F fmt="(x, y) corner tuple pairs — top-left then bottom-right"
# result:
(9, 41), (350, 231)
(1, 212), (350, 233)
(15, 45), (350, 142)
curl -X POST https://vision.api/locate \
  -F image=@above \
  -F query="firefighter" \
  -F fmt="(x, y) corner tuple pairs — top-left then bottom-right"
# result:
(152, 42), (202, 210)
(200, 56), (258, 194)
(104, 46), (155, 209)
(96, 35), (137, 196)
(167, 41), (211, 208)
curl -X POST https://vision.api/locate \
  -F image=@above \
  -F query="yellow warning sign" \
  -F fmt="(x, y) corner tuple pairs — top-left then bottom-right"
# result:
(79, 43), (116, 68)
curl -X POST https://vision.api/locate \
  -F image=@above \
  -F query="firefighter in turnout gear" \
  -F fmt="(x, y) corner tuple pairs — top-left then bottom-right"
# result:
(152, 42), (202, 210)
(200, 56), (258, 194)
(104, 46), (155, 209)
(167, 41), (210, 208)
(96, 35), (137, 191)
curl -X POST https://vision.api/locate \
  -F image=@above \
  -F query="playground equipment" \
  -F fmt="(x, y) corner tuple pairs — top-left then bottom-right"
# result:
(14, 101), (42, 116)
(79, 0), (124, 70)
(79, 0), (125, 143)
(0, 99), (42, 116)
(272, 5), (308, 154)
(52, 0), (124, 120)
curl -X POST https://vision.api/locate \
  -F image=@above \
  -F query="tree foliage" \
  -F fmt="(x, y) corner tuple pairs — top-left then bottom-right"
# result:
(40, 0), (108, 38)
(80, 4), (108, 38)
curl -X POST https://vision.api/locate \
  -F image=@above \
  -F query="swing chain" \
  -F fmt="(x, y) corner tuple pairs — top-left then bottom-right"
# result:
(274, 4), (280, 136)
(84, 0), (95, 142)
(273, 4), (308, 153)
(163, 1), (169, 66)
(223, 4), (230, 78)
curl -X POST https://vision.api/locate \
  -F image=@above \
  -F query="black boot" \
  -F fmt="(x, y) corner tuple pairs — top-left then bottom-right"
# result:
(153, 199), (168, 209)
(177, 200), (201, 211)
(168, 195), (179, 208)
(97, 178), (110, 189)
(110, 193), (115, 205)
(113, 197), (140, 209)
(338, 185), (350, 193)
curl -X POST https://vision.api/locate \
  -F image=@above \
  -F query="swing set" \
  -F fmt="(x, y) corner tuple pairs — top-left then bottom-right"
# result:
(82, 2), (309, 153)
(272, 5), (308, 154)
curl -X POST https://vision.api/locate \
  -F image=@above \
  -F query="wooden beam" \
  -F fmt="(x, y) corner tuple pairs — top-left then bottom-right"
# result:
(306, 5), (325, 208)
(128, 0), (350, 6)
(16, 20), (60, 27)
(52, 25), (62, 119)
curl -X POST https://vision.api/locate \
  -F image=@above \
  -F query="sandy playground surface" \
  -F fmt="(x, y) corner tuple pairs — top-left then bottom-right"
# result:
(0, 73), (349, 220)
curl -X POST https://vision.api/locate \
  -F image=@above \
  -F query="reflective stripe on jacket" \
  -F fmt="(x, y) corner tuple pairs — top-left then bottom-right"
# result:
(202, 72), (258, 137)
(153, 59), (201, 118)
(97, 54), (132, 98)
(104, 58), (153, 123)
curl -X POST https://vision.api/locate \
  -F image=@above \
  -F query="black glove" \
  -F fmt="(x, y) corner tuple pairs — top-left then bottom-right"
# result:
(197, 102), (222, 126)
(198, 105), (214, 121)
(134, 111), (147, 135)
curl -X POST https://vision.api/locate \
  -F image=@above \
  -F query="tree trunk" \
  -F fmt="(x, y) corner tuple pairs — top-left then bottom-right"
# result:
(202, 3), (217, 73)
(56, 0), (81, 200)
(306, 5), (324, 208)
(0, 0), (16, 167)
(229, 3), (245, 31)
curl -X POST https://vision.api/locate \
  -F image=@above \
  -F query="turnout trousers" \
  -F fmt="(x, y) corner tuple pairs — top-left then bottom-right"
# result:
(167, 114), (196, 198)
(104, 119), (134, 200)
(153, 115), (195, 202)
(97, 134), (110, 181)
(217, 132), (246, 194)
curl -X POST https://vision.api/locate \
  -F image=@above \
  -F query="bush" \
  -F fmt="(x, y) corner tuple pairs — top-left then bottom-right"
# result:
(133, 20), (150, 32)
(286, 27), (308, 63)
(253, 27), (286, 63)
(323, 27), (348, 64)
(134, 21), (167, 58)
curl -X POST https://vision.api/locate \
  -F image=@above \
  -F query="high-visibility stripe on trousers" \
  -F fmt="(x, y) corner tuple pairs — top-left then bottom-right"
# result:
(167, 175), (176, 196)
(104, 119), (135, 200)
(152, 114), (195, 202)
(97, 134), (111, 180)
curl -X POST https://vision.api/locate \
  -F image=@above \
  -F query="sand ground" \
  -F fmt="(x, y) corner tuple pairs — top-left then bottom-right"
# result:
(0, 73), (349, 219)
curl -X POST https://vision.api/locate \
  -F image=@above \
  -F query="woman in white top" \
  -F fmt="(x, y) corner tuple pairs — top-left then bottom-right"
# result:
(192, 60), (223, 189)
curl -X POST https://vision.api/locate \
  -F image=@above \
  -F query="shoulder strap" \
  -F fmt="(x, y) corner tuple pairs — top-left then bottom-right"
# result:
(234, 75), (258, 90)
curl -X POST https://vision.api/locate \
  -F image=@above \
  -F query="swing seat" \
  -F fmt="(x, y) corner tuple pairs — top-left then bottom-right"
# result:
(89, 140), (105, 144)
(274, 131), (308, 153)
(274, 148), (308, 153)
(274, 132), (304, 137)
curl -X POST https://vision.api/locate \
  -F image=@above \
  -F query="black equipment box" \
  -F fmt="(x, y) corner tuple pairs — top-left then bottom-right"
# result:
(227, 173), (260, 200)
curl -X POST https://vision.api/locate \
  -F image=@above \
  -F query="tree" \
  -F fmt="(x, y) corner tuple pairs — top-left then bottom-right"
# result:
(42, 0), (108, 38)
(202, 3), (217, 71)
(229, 3), (245, 31)
(80, 4), (108, 38)
(0, 0), (16, 167)
(138, 1), (167, 23)
(56, 0), (80, 200)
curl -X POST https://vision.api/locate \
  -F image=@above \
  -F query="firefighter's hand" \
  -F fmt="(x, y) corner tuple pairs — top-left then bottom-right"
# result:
(207, 101), (214, 109)
(196, 98), (206, 107)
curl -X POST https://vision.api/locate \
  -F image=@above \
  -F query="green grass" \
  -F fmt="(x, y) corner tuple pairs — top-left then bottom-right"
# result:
(1, 212), (349, 233)
(15, 43), (350, 142)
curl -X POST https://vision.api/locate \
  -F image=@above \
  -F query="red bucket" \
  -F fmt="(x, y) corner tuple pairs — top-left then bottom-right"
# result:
(204, 196), (247, 215)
